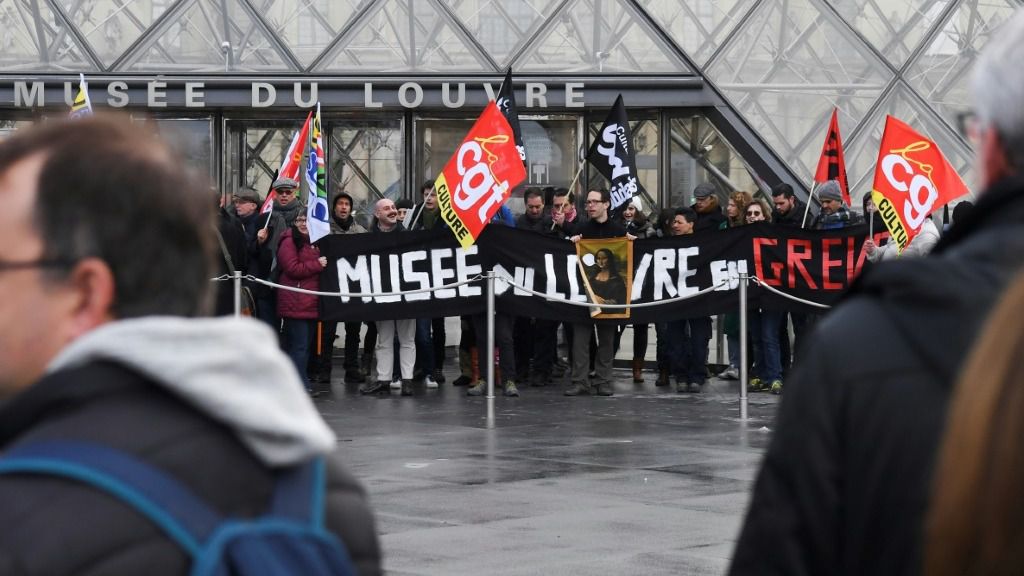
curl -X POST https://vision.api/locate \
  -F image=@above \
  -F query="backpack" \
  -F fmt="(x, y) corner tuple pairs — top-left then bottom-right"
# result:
(0, 440), (357, 576)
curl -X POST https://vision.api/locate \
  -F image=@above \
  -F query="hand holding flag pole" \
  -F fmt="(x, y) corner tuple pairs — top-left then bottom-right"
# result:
(260, 169), (279, 231)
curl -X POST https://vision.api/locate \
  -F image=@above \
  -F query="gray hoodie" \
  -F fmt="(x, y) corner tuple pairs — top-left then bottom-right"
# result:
(45, 316), (336, 467)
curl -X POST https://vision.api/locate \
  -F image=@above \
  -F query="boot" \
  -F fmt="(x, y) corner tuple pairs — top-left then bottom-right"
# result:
(631, 358), (644, 383)
(655, 366), (669, 387)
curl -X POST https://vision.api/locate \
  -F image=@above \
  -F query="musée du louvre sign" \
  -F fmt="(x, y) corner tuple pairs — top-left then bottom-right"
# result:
(1, 79), (587, 110)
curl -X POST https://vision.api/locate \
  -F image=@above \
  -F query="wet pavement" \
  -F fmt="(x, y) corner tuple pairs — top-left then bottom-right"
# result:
(316, 365), (781, 576)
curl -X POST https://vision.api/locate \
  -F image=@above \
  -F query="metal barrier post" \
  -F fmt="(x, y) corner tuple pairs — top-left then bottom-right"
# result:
(486, 270), (496, 399)
(738, 274), (749, 421)
(233, 270), (242, 317)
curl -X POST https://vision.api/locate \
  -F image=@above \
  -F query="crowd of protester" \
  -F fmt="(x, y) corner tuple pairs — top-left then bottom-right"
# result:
(216, 168), (946, 401)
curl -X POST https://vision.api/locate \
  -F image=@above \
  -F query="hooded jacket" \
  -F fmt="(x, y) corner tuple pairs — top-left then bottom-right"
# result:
(729, 177), (1024, 576)
(0, 317), (381, 576)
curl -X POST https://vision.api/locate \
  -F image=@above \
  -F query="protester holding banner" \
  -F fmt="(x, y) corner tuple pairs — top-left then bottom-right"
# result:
(306, 191), (368, 387)
(811, 180), (862, 230)
(719, 191), (755, 381)
(468, 210), (521, 398)
(744, 202), (784, 394)
(565, 189), (631, 397)
(663, 207), (709, 394)
(276, 215), (329, 396)
(770, 183), (806, 228)
(615, 200), (653, 383)
(406, 180), (446, 389)
(730, 9), (1024, 574)
(865, 216), (939, 261)
(691, 183), (726, 233)
(543, 187), (578, 238)
(513, 188), (550, 384)
(358, 199), (417, 397)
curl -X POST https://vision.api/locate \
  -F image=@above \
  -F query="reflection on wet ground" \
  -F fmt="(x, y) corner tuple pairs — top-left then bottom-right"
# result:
(317, 365), (780, 576)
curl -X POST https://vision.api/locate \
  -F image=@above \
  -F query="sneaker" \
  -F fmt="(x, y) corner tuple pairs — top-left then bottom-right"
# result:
(596, 382), (614, 396)
(720, 367), (739, 380)
(425, 374), (439, 389)
(432, 368), (446, 384)
(344, 370), (366, 384)
(401, 379), (415, 396)
(748, 377), (762, 392)
(564, 382), (591, 396)
(358, 380), (388, 395)
(390, 378), (401, 390)
(503, 381), (520, 397)
(452, 375), (471, 387)
(687, 382), (703, 394)
(770, 380), (783, 395)
(467, 382), (485, 396)
(674, 381), (688, 393)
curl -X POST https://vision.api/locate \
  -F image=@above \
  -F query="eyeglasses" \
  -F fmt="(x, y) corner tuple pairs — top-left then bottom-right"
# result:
(277, 189), (296, 196)
(0, 257), (74, 274)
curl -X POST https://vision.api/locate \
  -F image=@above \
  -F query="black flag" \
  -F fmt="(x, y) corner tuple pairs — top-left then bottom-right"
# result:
(496, 67), (526, 166)
(586, 94), (643, 210)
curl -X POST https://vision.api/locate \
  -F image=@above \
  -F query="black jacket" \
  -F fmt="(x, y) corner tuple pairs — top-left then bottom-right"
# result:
(729, 177), (1024, 576)
(0, 362), (381, 576)
(773, 199), (810, 228)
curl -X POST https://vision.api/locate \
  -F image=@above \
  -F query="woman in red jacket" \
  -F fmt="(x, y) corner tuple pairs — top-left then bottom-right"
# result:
(277, 214), (327, 395)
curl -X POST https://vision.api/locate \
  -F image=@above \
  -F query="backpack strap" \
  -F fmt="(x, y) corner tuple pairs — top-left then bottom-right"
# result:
(269, 457), (327, 530)
(0, 440), (222, 556)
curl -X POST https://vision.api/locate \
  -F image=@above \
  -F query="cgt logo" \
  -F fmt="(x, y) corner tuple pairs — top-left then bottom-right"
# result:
(453, 135), (511, 224)
(879, 142), (937, 230)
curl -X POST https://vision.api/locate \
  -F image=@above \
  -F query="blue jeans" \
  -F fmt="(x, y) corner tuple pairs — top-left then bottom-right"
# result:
(758, 309), (784, 382)
(281, 318), (314, 388)
(415, 318), (436, 374)
(669, 317), (712, 384)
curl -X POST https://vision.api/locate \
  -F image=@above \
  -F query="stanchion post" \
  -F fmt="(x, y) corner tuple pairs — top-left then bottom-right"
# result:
(486, 270), (496, 399)
(233, 270), (242, 318)
(738, 273), (749, 421)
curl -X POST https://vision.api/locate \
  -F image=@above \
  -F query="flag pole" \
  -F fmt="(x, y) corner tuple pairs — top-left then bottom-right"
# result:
(261, 169), (279, 231)
(801, 182), (817, 229)
(553, 160), (587, 231)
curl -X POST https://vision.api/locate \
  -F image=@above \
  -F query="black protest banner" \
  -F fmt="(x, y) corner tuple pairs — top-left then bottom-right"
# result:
(585, 94), (643, 210)
(319, 224), (873, 323)
(496, 67), (526, 166)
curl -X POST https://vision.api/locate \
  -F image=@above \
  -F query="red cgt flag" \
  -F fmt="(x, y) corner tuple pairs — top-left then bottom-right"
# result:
(814, 108), (850, 205)
(870, 115), (969, 253)
(434, 101), (527, 248)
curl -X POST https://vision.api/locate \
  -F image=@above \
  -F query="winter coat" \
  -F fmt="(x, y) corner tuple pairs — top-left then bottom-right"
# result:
(247, 210), (287, 299)
(692, 198), (726, 233)
(329, 214), (367, 236)
(773, 199), (810, 228)
(0, 317), (381, 576)
(729, 177), (1024, 576)
(867, 218), (939, 262)
(276, 229), (322, 319)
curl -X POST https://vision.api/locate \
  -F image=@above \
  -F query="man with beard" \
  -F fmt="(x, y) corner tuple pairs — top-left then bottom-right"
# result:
(307, 192), (369, 390)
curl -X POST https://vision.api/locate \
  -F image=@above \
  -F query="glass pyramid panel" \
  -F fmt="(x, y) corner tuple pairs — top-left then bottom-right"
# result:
(441, 0), (561, 68)
(832, 0), (950, 69)
(64, 0), (171, 68)
(0, 0), (94, 71)
(637, 0), (755, 67)
(844, 81), (976, 206)
(316, 0), (491, 72)
(708, 0), (893, 181)
(515, 0), (690, 73)
(122, 0), (292, 72)
(905, 0), (1019, 135)
(261, 0), (365, 68)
